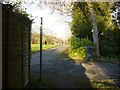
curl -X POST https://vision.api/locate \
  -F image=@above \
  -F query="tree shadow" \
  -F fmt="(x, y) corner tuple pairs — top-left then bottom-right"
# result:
(39, 57), (94, 88)
(68, 58), (93, 89)
(30, 59), (94, 88)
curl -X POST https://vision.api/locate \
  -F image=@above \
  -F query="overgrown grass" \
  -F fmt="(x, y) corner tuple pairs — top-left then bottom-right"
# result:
(68, 48), (85, 63)
(31, 44), (56, 54)
(91, 79), (119, 89)
(69, 47), (85, 59)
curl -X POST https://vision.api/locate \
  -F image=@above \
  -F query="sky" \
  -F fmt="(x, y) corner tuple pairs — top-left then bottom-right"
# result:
(21, 2), (72, 40)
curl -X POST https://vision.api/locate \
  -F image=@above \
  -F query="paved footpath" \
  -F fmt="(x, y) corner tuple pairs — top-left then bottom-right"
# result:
(31, 45), (69, 65)
(98, 62), (119, 79)
(81, 62), (110, 81)
(30, 45), (120, 88)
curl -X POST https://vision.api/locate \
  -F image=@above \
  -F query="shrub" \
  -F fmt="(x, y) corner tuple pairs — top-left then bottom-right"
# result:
(69, 37), (93, 59)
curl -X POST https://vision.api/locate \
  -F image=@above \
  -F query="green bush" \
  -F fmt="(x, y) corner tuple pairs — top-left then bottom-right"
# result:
(69, 37), (93, 58)
(69, 47), (85, 58)
(99, 38), (120, 57)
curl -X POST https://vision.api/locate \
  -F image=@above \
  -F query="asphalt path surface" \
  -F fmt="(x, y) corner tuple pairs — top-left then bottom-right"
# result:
(31, 45), (69, 65)
(30, 45), (119, 88)
(98, 62), (120, 79)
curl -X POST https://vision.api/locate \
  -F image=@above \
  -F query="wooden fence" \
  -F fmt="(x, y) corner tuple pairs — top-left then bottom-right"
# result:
(2, 4), (31, 88)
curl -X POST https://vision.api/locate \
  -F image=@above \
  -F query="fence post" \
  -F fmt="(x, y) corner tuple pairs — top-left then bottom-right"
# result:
(28, 23), (31, 83)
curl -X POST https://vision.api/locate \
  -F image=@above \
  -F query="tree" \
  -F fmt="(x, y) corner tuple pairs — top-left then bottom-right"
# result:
(70, 2), (114, 57)
(87, 1), (100, 56)
(2, 0), (33, 18)
(5, 0), (120, 57)
(71, 2), (92, 39)
(70, 2), (100, 56)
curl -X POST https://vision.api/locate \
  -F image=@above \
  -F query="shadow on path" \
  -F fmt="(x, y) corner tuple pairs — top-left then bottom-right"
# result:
(31, 57), (92, 88)
(30, 45), (119, 88)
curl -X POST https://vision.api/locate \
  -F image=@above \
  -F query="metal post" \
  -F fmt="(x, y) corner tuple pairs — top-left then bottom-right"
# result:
(40, 17), (43, 81)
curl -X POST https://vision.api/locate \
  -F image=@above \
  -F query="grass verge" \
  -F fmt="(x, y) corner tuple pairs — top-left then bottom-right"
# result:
(31, 44), (56, 54)
(68, 48), (85, 63)
(91, 79), (119, 89)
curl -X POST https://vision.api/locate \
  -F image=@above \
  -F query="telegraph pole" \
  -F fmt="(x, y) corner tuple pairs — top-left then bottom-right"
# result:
(40, 17), (43, 81)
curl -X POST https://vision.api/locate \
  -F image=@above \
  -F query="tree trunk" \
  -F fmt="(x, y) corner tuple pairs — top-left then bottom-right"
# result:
(87, 1), (100, 56)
